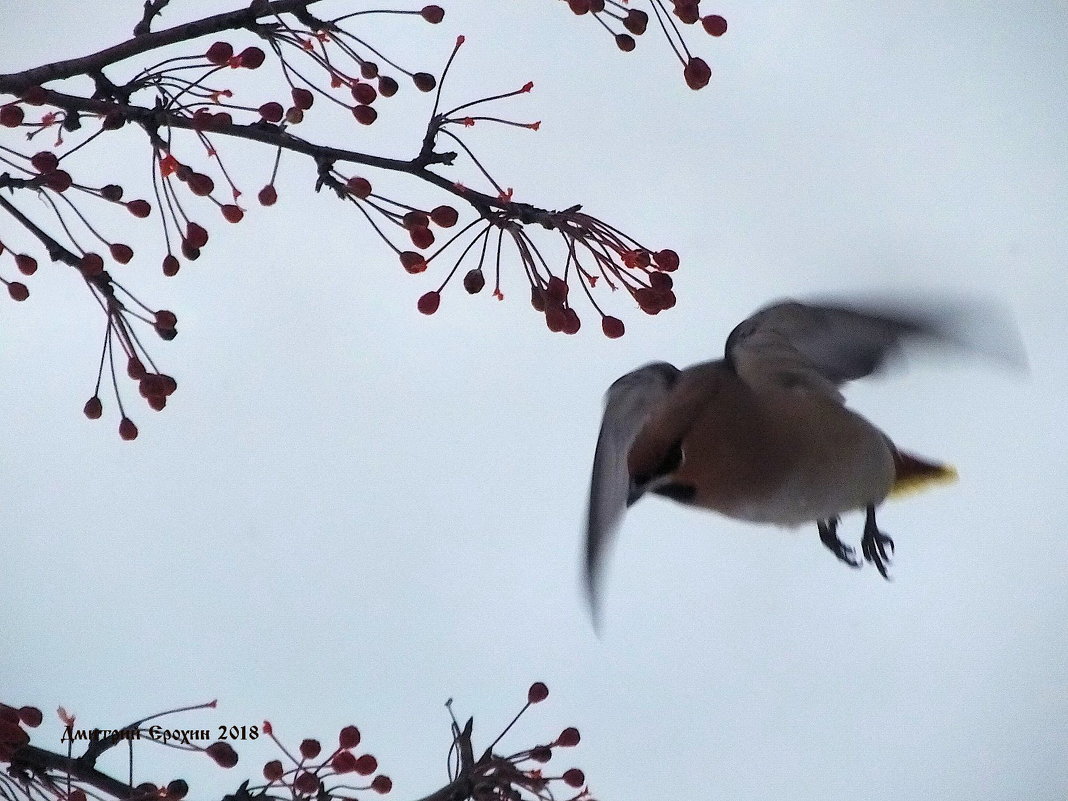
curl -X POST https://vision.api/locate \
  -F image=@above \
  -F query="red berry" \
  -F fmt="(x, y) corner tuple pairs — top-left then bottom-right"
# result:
(162, 254), (180, 276)
(653, 248), (679, 271)
(263, 760), (284, 782)
(127, 356), (147, 380)
(285, 106), (304, 124)
(360, 61), (379, 79)
(155, 309), (178, 329)
(299, 738), (321, 759)
(351, 82), (377, 105)
(673, 1), (699, 24)
(463, 268), (485, 294)
(601, 316), (625, 338)
(206, 41), (233, 65)
(378, 76), (399, 97)
(530, 285), (546, 311)
(649, 272), (674, 290)
(83, 396), (103, 419)
(140, 375), (162, 399)
(127, 199), (151, 217)
(556, 727), (580, 747)
(100, 183), (123, 201)
(371, 775), (393, 794)
(221, 204), (244, 223)
(258, 101), (284, 122)
(205, 741), (238, 768)
(147, 395), (166, 411)
(339, 725), (361, 749)
(188, 173), (215, 196)
(413, 73), (436, 92)
(43, 170), (72, 192)
(430, 205), (458, 227)
(293, 771), (319, 795)
(623, 9), (648, 34)
(417, 291), (440, 315)
(68, 791), (87, 801)
(291, 87), (314, 110)
(528, 682), (549, 704)
(79, 252), (104, 277)
(409, 226), (434, 249)
(238, 46), (265, 68)
(702, 14), (728, 36)
(347, 177), (372, 198)
(545, 304), (566, 332)
(7, 282), (29, 301)
(331, 751), (357, 773)
(0, 104), (24, 127)
(530, 746), (552, 763)
(562, 768), (585, 788)
(399, 252), (426, 273)
(354, 754), (378, 775)
(562, 308), (581, 335)
(118, 417), (139, 441)
(615, 34), (636, 52)
(352, 104), (377, 125)
(258, 185), (278, 206)
(186, 222), (209, 248)
(17, 707), (42, 728)
(546, 276), (568, 302)
(684, 57), (711, 90)
(402, 210), (430, 229)
(166, 779), (189, 799)
(15, 254), (37, 275)
(635, 287), (661, 314)
(569, 0), (591, 15)
(110, 243), (134, 264)
(30, 151), (59, 172)
(421, 5), (444, 23)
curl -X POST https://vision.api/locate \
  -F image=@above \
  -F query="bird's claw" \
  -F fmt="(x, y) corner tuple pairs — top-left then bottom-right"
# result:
(861, 506), (894, 580)
(818, 517), (861, 568)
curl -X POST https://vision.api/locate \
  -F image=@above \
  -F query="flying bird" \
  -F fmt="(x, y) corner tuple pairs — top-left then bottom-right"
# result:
(584, 297), (1021, 625)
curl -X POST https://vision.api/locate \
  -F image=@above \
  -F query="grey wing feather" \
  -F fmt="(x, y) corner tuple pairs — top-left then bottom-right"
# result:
(725, 297), (1023, 399)
(585, 362), (679, 629)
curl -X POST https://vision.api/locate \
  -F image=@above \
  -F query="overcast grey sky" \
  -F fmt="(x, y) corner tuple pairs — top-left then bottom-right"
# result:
(2, 2), (1066, 800)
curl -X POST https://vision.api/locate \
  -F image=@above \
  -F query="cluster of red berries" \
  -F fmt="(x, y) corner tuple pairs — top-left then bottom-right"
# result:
(454, 682), (590, 801)
(255, 721), (392, 799)
(0, 703), (40, 762)
(561, 0), (726, 89)
(0, 240), (33, 302)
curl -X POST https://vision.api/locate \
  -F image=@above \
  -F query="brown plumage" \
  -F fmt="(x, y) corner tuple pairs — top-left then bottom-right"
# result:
(584, 297), (1020, 626)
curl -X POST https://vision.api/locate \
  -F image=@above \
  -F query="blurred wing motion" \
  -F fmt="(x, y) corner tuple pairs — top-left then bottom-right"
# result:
(585, 362), (679, 628)
(725, 297), (1026, 399)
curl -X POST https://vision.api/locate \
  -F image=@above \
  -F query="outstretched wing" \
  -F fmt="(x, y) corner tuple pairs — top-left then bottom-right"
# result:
(585, 362), (680, 629)
(724, 297), (1022, 400)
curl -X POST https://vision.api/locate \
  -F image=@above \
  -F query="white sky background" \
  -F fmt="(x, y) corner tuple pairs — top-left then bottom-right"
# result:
(2, 2), (1066, 800)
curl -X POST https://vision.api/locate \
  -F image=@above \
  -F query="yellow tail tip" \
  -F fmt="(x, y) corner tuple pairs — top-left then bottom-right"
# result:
(889, 450), (958, 498)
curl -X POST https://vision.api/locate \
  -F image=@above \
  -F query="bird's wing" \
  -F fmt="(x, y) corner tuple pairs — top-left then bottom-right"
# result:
(724, 297), (1021, 400)
(585, 362), (680, 628)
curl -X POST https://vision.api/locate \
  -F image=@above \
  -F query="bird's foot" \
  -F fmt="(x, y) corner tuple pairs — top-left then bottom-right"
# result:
(818, 517), (860, 568)
(861, 505), (894, 579)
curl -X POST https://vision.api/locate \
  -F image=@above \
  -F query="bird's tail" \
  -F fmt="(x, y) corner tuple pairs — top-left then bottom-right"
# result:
(890, 450), (958, 497)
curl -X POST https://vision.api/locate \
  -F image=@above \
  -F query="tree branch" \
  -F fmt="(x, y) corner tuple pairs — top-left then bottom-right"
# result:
(0, 1), (323, 93)
(8, 745), (137, 800)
